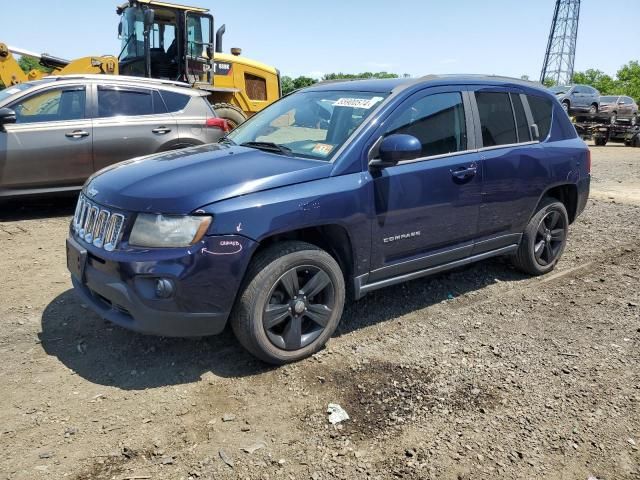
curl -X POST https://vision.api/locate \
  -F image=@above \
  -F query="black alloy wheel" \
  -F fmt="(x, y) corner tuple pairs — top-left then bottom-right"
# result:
(533, 210), (566, 267)
(263, 265), (335, 351)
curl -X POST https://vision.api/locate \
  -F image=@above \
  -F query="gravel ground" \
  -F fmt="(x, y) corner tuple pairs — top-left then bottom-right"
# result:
(0, 143), (638, 480)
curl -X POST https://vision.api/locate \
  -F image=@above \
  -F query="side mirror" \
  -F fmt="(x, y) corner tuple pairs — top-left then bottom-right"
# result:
(143, 8), (155, 31)
(370, 134), (421, 168)
(0, 108), (16, 128)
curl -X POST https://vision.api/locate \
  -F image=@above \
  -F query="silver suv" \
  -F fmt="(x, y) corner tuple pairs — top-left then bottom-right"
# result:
(0, 75), (228, 198)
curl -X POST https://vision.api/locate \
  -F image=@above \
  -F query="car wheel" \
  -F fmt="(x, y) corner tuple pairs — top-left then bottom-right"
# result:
(512, 198), (569, 276)
(632, 114), (638, 126)
(562, 101), (570, 114)
(589, 104), (598, 115)
(594, 138), (607, 146)
(610, 112), (617, 125)
(231, 241), (345, 364)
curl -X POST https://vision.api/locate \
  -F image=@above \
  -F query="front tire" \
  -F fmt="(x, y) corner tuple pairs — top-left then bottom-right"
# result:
(512, 198), (569, 276)
(231, 241), (345, 364)
(212, 102), (247, 130)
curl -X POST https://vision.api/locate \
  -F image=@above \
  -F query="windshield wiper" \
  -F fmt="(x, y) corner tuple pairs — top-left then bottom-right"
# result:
(240, 141), (293, 156)
(218, 136), (236, 146)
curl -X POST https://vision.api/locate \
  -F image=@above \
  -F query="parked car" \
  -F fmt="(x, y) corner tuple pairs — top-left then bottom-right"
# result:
(67, 75), (590, 364)
(0, 75), (228, 199)
(597, 95), (638, 125)
(549, 84), (600, 116)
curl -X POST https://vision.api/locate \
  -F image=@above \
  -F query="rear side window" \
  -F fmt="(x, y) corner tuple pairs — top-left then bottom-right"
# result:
(475, 91), (517, 147)
(98, 88), (153, 117)
(511, 94), (531, 142)
(526, 95), (553, 140)
(160, 91), (190, 112)
(386, 92), (467, 158)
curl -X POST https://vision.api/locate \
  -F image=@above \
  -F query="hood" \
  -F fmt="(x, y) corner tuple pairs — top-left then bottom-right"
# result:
(86, 144), (333, 214)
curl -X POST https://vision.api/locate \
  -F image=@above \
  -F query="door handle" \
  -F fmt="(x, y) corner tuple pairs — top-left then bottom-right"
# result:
(451, 164), (477, 182)
(65, 130), (90, 138)
(152, 126), (171, 134)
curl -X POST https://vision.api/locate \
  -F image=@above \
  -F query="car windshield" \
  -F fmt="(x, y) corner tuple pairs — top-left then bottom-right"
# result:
(599, 96), (618, 103)
(549, 86), (569, 94)
(226, 90), (388, 161)
(0, 81), (50, 103)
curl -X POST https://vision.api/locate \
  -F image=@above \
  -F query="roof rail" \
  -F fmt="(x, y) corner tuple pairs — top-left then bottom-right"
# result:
(44, 74), (192, 88)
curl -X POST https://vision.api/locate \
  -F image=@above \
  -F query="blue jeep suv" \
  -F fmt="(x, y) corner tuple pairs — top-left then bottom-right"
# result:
(67, 75), (590, 364)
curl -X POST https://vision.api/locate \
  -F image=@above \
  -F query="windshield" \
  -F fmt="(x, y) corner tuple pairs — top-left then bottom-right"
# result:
(0, 81), (53, 104)
(599, 96), (618, 103)
(549, 86), (569, 94)
(226, 90), (388, 161)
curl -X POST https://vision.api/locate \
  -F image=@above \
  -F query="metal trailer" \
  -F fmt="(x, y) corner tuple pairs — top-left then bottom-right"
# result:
(574, 121), (640, 147)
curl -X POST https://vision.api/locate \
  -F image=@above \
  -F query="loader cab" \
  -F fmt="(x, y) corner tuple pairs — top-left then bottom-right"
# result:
(117, 1), (213, 84)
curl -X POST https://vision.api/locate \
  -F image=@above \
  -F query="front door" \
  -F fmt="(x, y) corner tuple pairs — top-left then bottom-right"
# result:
(0, 85), (92, 191)
(368, 88), (483, 283)
(91, 85), (179, 171)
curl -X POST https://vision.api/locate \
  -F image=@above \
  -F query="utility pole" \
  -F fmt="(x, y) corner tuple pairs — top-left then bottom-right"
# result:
(540, 0), (581, 86)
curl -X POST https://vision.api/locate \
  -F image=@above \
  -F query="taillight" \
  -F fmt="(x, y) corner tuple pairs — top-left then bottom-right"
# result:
(586, 149), (591, 174)
(206, 117), (230, 132)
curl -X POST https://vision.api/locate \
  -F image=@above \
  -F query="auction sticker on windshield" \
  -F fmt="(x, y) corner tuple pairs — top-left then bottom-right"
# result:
(311, 143), (334, 156)
(333, 97), (384, 109)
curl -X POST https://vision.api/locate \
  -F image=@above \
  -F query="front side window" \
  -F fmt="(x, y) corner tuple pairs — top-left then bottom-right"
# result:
(526, 95), (553, 140)
(11, 87), (86, 124)
(385, 92), (467, 158)
(227, 90), (388, 161)
(475, 91), (517, 147)
(97, 87), (154, 117)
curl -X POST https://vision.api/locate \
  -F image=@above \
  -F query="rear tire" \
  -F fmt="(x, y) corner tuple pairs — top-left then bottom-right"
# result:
(589, 104), (598, 115)
(610, 112), (618, 125)
(231, 241), (345, 365)
(512, 198), (569, 276)
(632, 114), (638, 126)
(212, 102), (247, 130)
(562, 101), (570, 114)
(594, 138), (607, 146)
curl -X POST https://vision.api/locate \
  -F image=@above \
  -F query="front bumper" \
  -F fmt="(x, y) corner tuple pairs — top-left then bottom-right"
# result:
(67, 234), (257, 337)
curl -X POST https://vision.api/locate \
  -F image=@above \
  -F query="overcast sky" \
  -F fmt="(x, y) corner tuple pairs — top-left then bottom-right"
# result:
(4, 0), (639, 80)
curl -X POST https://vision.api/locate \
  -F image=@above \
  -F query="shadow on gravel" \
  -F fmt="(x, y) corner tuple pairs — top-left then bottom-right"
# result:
(40, 289), (273, 390)
(40, 258), (527, 390)
(337, 257), (529, 336)
(0, 194), (78, 221)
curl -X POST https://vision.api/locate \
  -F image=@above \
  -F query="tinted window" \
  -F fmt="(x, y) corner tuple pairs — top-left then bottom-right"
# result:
(511, 94), (530, 143)
(11, 87), (86, 124)
(160, 91), (190, 112)
(386, 92), (467, 158)
(153, 90), (168, 114)
(98, 88), (153, 117)
(624, 97), (633, 104)
(475, 91), (517, 147)
(526, 95), (553, 140)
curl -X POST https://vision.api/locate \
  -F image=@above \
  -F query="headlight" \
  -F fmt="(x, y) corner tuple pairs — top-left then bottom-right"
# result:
(129, 214), (212, 248)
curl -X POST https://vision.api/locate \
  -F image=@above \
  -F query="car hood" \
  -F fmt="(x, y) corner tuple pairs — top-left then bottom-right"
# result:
(86, 144), (333, 214)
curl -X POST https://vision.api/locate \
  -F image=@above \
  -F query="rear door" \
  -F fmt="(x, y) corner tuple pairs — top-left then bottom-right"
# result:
(368, 87), (483, 282)
(91, 84), (179, 172)
(473, 89), (551, 253)
(1, 85), (92, 190)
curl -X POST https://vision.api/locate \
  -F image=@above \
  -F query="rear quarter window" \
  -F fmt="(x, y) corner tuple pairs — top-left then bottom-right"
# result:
(160, 91), (191, 112)
(526, 95), (552, 140)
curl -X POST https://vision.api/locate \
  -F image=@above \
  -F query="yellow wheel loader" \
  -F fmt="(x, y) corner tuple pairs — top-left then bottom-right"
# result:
(0, 0), (281, 126)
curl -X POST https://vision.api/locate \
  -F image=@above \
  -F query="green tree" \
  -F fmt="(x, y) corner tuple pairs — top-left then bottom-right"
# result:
(615, 60), (640, 103)
(542, 77), (557, 87)
(322, 72), (399, 81)
(571, 69), (618, 94)
(280, 75), (294, 95)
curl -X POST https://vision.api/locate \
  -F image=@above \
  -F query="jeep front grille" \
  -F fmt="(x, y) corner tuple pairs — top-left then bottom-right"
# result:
(73, 194), (125, 251)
